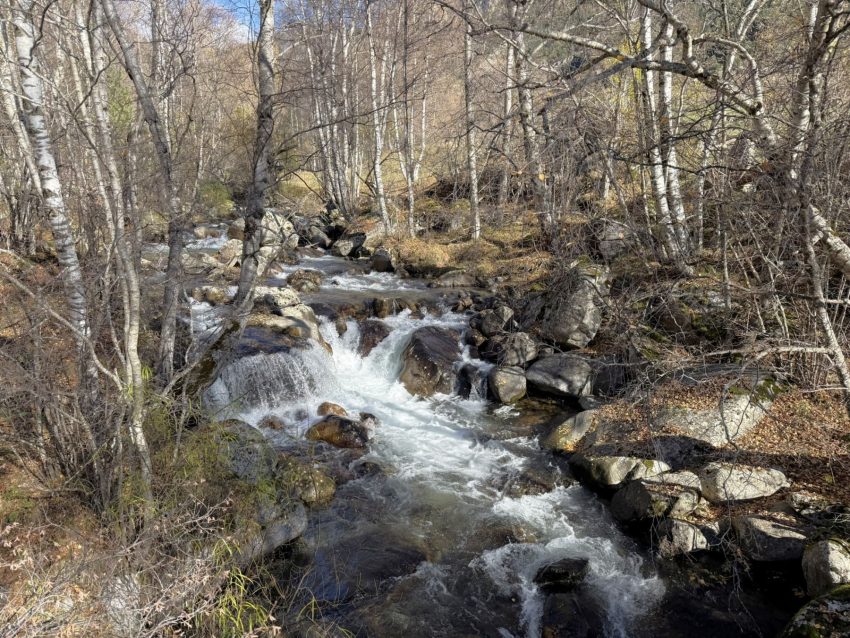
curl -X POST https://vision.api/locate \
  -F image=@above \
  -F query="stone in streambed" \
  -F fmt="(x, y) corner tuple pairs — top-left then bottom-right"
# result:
(541, 410), (596, 453)
(534, 557), (590, 593)
(306, 415), (369, 449)
(479, 332), (537, 366)
(358, 319), (391, 356)
(569, 454), (670, 489)
(399, 326), (461, 397)
(488, 366), (527, 403)
(317, 402), (347, 417)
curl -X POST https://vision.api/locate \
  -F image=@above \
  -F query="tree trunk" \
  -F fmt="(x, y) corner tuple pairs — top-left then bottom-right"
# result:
(235, 0), (276, 306)
(464, 14), (480, 240)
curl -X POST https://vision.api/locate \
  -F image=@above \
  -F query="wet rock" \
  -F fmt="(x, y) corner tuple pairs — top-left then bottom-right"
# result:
(480, 332), (538, 366)
(541, 410), (596, 453)
(258, 414), (289, 430)
(610, 478), (702, 523)
(471, 306), (514, 337)
(488, 366), (527, 404)
(358, 319), (391, 356)
(288, 269), (323, 293)
(248, 500), (308, 561)
(779, 585), (850, 638)
(541, 588), (606, 638)
(317, 402), (348, 417)
(803, 540), (850, 596)
(247, 304), (325, 344)
(526, 354), (593, 399)
(464, 328), (487, 348)
(457, 363), (489, 400)
(699, 462), (789, 504)
(656, 519), (710, 557)
(399, 326), (461, 397)
(279, 456), (336, 505)
(306, 415), (369, 449)
(358, 412), (380, 430)
(732, 516), (807, 562)
(534, 557), (590, 592)
(218, 238), (243, 267)
(539, 261), (610, 349)
(370, 248), (394, 272)
(569, 454), (670, 489)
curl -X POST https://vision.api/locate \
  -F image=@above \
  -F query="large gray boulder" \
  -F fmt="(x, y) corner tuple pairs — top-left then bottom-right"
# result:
(569, 454), (670, 489)
(260, 209), (299, 250)
(488, 366), (527, 404)
(525, 354), (593, 399)
(399, 326), (461, 396)
(699, 462), (789, 504)
(541, 410), (597, 453)
(732, 516), (807, 562)
(370, 248), (394, 272)
(214, 420), (278, 484)
(539, 262), (610, 349)
(656, 519), (710, 558)
(803, 540), (850, 597)
(480, 332), (538, 366)
(654, 391), (772, 447)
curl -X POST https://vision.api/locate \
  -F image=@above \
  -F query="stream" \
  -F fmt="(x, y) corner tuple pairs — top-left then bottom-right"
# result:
(201, 252), (670, 637)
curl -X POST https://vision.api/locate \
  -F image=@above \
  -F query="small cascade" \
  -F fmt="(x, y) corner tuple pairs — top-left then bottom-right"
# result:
(204, 347), (330, 419)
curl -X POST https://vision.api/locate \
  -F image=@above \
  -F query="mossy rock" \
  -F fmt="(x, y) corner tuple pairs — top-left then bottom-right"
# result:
(278, 456), (336, 505)
(780, 584), (850, 638)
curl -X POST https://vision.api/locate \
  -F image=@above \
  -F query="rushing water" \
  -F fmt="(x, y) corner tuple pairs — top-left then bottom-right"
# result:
(208, 253), (667, 636)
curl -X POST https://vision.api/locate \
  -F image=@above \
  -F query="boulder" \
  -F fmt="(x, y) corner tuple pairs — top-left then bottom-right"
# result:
(534, 558), (590, 593)
(370, 248), (394, 272)
(732, 516), (807, 562)
(248, 500), (308, 561)
(247, 303), (324, 344)
(398, 326), (461, 396)
(541, 410), (596, 453)
(568, 454), (670, 489)
(358, 319), (391, 356)
(610, 478), (702, 523)
(525, 354), (593, 399)
(192, 285), (233, 306)
(306, 415), (369, 449)
(471, 306), (514, 337)
(331, 233), (366, 257)
(317, 402), (347, 417)
(432, 269), (477, 288)
(212, 420), (278, 484)
(656, 519), (710, 558)
(699, 462), (789, 504)
(803, 540), (850, 597)
(258, 414), (289, 430)
(780, 585), (850, 638)
(287, 269), (322, 293)
(654, 391), (772, 447)
(260, 209), (299, 249)
(595, 219), (636, 261)
(227, 218), (245, 240)
(539, 262), (610, 349)
(488, 366), (527, 404)
(218, 238), (244, 266)
(279, 457), (336, 505)
(304, 225), (332, 249)
(479, 332), (538, 366)
(253, 285), (301, 311)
